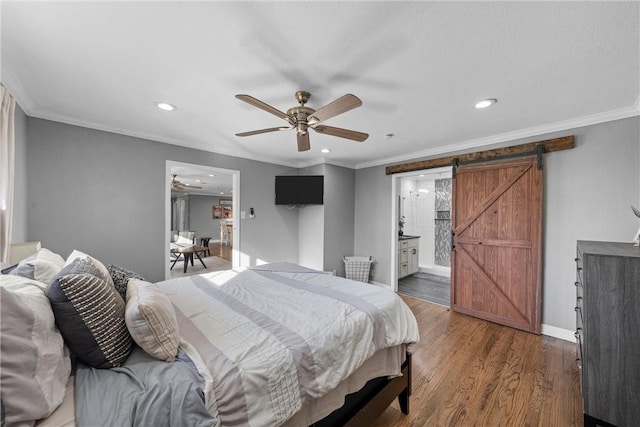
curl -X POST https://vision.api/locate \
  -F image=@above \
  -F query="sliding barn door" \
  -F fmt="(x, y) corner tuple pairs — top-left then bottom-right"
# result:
(451, 157), (543, 333)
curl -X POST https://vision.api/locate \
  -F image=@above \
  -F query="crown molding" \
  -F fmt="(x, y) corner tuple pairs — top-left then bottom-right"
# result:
(24, 107), (302, 169)
(354, 101), (640, 170)
(1, 59), (35, 112)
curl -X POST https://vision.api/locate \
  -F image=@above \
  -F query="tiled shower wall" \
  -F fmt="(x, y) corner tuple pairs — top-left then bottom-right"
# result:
(434, 178), (451, 267)
(401, 179), (435, 268)
(400, 175), (451, 272)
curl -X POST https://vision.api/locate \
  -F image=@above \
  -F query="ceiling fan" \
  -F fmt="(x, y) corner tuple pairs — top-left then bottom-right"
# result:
(235, 91), (369, 152)
(171, 174), (202, 190)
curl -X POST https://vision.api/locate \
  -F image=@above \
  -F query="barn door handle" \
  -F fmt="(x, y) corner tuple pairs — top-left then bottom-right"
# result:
(451, 230), (455, 251)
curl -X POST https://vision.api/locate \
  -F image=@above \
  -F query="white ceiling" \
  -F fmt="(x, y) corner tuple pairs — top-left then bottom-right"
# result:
(2, 1), (639, 174)
(170, 165), (233, 197)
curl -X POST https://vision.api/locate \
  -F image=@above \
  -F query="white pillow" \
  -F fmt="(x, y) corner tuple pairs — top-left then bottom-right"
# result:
(9, 248), (66, 285)
(125, 279), (180, 362)
(175, 235), (194, 245)
(65, 249), (114, 288)
(0, 275), (71, 425)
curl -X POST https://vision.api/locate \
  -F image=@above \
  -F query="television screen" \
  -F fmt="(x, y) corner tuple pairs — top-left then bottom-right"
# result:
(275, 175), (324, 205)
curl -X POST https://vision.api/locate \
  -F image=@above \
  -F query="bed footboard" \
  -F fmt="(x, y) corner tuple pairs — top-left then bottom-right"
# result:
(312, 351), (412, 427)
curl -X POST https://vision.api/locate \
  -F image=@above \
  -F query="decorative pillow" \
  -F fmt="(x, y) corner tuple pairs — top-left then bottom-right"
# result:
(0, 276), (71, 426)
(175, 235), (194, 245)
(65, 249), (115, 289)
(125, 279), (179, 362)
(9, 248), (66, 285)
(46, 257), (132, 368)
(106, 264), (145, 300)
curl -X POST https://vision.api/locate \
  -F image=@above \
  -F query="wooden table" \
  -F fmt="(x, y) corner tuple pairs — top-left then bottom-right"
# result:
(199, 237), (212, 256)
(170, 245), (207, 273)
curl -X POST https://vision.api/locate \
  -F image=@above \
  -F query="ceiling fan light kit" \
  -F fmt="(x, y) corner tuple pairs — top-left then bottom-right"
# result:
(235, 90), (369, 152)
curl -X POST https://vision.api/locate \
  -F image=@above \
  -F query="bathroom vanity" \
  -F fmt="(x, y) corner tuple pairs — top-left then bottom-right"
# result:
(398, 236), (420, 278)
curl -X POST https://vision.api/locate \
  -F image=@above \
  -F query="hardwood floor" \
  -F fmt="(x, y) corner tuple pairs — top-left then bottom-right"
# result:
(372, 295), (583, 427)
(206, 240), (232, 261)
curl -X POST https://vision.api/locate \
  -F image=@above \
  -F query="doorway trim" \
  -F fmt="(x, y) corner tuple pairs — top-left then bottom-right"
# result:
(165, 161), (240, 280)
(390, 166), (451, 292)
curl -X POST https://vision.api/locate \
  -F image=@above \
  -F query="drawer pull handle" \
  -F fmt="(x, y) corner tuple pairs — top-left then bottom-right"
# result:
(574, 281), (580, 287)
(574, 258), (579, 262)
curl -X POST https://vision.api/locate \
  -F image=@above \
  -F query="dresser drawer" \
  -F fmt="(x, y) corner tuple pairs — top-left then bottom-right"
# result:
(399, 240), (409, 249)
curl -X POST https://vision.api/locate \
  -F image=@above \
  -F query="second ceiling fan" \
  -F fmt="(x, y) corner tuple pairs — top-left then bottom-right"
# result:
(235, 91), (369, 152)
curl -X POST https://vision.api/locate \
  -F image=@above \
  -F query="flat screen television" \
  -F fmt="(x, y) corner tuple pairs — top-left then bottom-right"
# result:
(275, 175), (324, 205)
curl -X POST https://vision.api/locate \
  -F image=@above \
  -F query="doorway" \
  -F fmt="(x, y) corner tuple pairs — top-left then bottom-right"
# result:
(393, 167), (452, 306)
(165, 161), (240, 280)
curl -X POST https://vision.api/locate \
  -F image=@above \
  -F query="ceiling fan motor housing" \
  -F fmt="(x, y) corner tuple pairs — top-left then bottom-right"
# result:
(235, 90), (368, 151)
(287, 105), (315, 134)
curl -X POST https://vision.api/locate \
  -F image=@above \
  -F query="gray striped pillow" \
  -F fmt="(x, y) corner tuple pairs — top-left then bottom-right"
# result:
(46, 257), (132, 368)
(125, 279), (179, 362)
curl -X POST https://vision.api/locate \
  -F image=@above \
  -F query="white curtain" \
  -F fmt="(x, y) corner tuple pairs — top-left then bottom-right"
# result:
(0, 85), (16, 263)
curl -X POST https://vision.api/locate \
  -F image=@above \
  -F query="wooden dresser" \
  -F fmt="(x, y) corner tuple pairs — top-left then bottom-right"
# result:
(575, 241), (640, 427)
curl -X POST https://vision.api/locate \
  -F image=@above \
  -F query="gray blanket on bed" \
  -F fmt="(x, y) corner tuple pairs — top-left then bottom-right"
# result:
(75, 346), (217, 427)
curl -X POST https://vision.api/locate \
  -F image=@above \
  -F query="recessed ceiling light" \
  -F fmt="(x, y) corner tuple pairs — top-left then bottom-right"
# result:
(155, 102), (177, 111)
(208, 174), (215, 177)
(475, 98), (497, 109)
(220, 192), (224, 195)
(418, 189), (429, 194)
(321, 148), (331, 154)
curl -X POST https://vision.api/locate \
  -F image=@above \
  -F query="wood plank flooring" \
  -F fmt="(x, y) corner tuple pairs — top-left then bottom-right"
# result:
(372, 295), (583, 427)
(398, 272), (451, 306)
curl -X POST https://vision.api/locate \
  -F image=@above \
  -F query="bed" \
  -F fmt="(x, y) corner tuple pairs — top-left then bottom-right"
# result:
(1, 249), (419, 427)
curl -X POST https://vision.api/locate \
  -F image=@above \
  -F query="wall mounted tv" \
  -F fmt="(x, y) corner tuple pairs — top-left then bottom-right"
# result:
(275, 175), (324, 205)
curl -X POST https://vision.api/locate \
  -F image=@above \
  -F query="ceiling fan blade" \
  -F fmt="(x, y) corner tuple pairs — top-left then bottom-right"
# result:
(236, 126), (291, 137)
(297, 132), (310, 152)
(235, 94), (290, 121)
(307, 94), (362, 125)
(313, 125), (368, 142)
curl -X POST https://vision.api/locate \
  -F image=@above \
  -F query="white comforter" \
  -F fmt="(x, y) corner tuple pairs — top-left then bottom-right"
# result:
(157, 263), (419, 427)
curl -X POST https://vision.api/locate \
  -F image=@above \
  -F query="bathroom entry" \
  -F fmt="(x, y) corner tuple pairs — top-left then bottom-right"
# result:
(397, 167), (452, 306)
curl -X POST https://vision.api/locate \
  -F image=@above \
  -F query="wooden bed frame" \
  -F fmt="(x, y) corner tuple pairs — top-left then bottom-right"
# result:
(313, 352), (412, 426)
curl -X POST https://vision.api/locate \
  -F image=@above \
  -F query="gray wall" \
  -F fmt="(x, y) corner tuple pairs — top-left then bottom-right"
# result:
(323, 164), (355, 277)
(355, 117), (640, 331)
(16, 109), (640, 331)
(188, 195), (222, 242)
(296, 163), (356, 276)
(25, 117), (299, 282)
(11, 103), (27, 242)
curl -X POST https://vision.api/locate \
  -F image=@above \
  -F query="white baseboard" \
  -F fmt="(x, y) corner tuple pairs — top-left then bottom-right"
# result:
(419, 266), (451, 277)
(541, 324), (575, 342)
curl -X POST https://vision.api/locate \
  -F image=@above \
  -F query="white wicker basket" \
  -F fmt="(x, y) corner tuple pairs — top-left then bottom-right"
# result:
(342, 256), (374, 283)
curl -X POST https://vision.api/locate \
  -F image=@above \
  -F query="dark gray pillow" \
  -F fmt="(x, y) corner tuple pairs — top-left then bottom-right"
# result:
(46, 257), (132, 368)
(106, 264), (145, 300)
